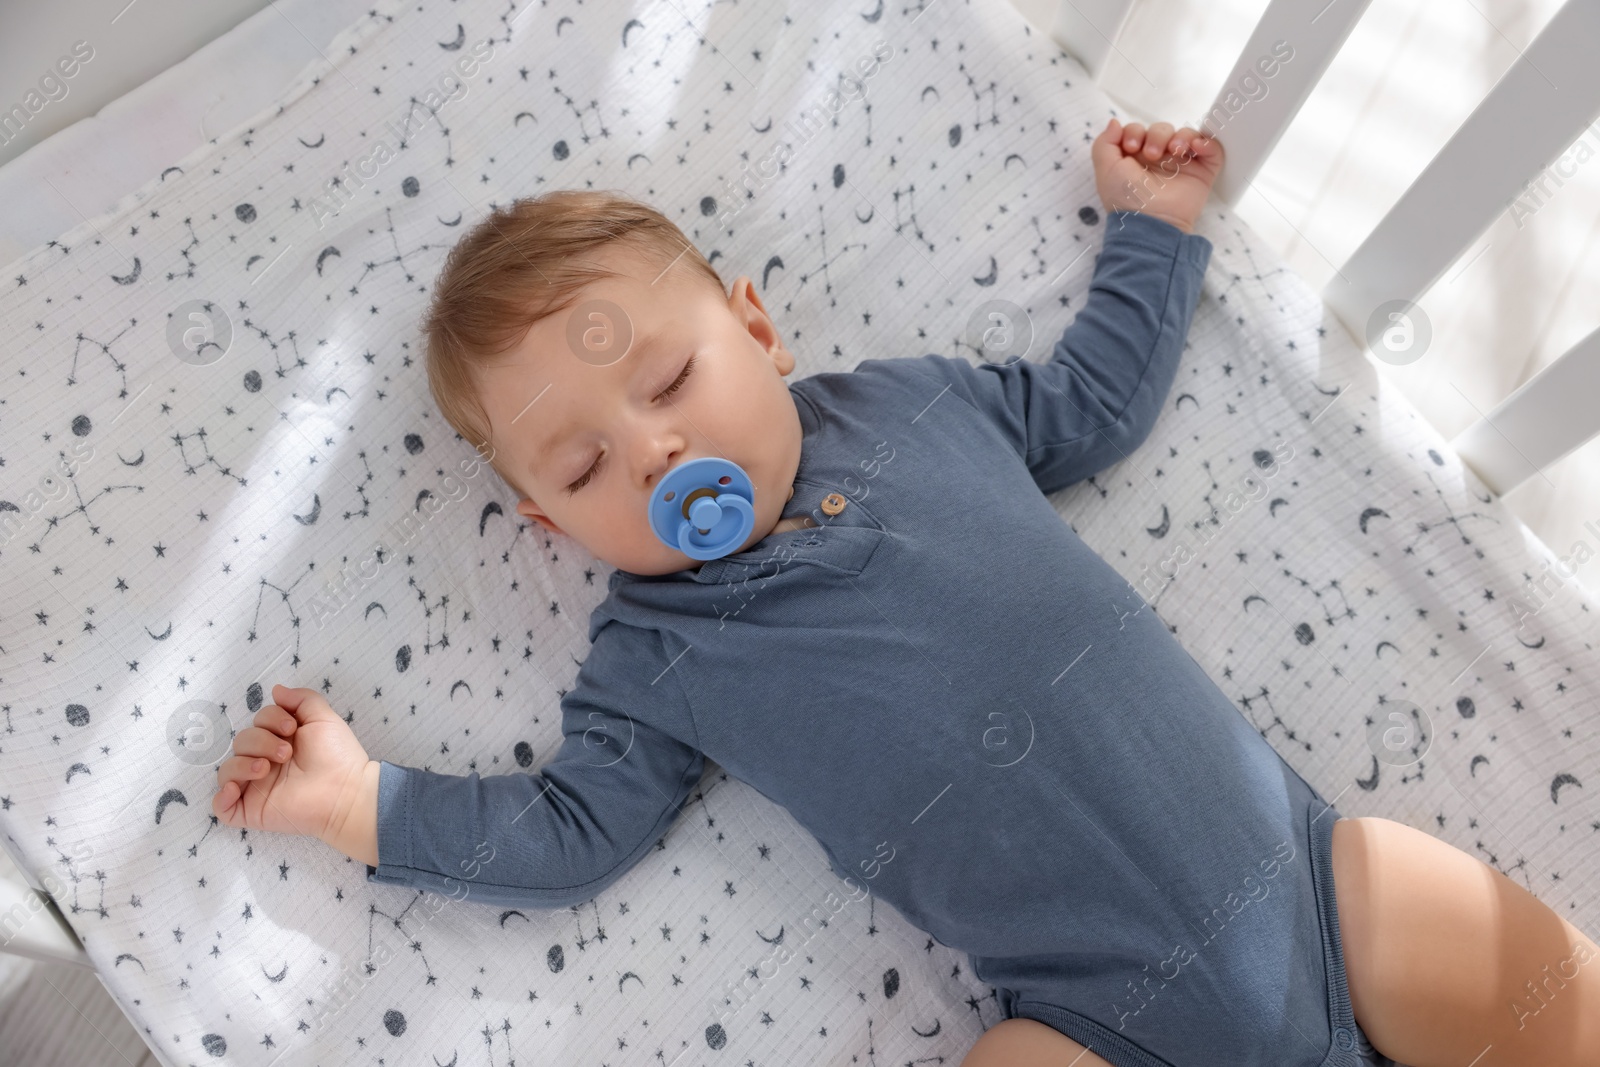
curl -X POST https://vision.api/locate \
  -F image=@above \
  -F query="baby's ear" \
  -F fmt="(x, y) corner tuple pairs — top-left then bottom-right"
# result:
(729, 276), (792, 371)
(771, 342), (795, 376)
(516, 497), (563, 536)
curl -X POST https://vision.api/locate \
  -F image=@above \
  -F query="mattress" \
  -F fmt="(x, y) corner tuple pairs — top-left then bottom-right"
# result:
(0, 0), (372, 272)
(0, 0), (1595, 1065)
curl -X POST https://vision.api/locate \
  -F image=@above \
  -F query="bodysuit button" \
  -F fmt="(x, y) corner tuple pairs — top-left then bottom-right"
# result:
(821, 493), (847, 516)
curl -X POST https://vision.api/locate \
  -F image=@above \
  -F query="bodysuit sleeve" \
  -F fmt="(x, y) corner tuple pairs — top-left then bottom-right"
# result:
(861, 210), (1212, 495)
(365, 621), (704, 909)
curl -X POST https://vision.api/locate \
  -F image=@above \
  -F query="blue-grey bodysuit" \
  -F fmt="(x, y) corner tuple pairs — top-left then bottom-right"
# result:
(368, 211), (1392, 1067)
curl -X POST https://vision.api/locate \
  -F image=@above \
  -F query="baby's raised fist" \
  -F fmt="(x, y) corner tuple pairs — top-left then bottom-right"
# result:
(1090, 117), (1225, 235)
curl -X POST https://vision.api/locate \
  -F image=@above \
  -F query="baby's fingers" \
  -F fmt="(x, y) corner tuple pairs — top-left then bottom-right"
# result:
(1093, 117), (1127, 172)
(212, 779), (241, 821)
(1172, 127), (1221, 166)
(271, 684), (340, 727)
(1141, 122), (1175, 161)
(254, 703), (298, 738)
(233, 725), (293, 762)
(211, 776), (257, 821)
(216, 753), (272, 790)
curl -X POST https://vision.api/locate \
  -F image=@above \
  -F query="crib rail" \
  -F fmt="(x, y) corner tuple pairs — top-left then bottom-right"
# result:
(1041, 0), (1600, 498)
(1450, 325), (1600, 497)
(1194, 0), (1374, 207)
(1037, 0), (1138, 82)
(0, 837), (93, 968)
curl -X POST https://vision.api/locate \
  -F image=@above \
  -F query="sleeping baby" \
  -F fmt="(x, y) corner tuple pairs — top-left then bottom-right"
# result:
(213, 117), (1600, 1067)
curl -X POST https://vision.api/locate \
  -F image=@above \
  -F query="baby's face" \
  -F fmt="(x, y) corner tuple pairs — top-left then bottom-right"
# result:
(475, 244), (803, 576)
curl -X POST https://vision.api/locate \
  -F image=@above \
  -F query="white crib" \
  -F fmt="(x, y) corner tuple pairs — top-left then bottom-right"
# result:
(0, 0), (1596, 1064)
(1041, 0), (1600, 497)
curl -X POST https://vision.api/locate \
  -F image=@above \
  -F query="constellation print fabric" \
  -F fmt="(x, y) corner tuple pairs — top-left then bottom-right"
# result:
(0, 0), (1595, 1065)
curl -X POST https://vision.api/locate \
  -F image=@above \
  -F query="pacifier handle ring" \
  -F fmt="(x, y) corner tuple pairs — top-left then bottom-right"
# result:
(679, 486), (719, 521)
(676, 493), (754, 556)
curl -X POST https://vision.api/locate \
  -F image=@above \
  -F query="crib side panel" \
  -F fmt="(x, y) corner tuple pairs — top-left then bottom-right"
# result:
(1451, 325), (1600, 496)
(1033, 0), (1137, 82)
(1321, 0), (1600, 342)
(1199, 0), (1375, 207)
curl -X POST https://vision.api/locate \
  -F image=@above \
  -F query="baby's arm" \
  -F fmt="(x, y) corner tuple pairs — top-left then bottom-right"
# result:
(214, 627), (704, 909)
(860, 118), (1223, 495)
(364, 684), (703, 908)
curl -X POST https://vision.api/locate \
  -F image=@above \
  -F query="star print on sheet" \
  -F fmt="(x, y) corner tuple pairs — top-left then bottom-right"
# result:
(0, 0), (1595, 1065)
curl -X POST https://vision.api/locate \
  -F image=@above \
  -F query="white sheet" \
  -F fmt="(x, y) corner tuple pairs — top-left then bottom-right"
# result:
(0, 0), (371, 272)
(1, 0), (1596, 1064)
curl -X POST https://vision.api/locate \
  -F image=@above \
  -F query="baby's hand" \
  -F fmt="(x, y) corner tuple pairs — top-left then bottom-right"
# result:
(1091, 118), (1225, 235)
(212, 685), (377, 861)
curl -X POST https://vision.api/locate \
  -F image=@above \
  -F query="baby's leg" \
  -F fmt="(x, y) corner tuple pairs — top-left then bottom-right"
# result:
(1332, 816), (1600, 1066)
(960, 1017), (1116, 1067)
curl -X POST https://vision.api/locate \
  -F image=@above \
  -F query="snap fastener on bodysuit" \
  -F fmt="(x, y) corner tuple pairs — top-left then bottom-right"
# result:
(821, 493), (847, 516)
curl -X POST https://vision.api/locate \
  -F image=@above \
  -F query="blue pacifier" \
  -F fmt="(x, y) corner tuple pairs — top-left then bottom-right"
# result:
(647, 457), (757, 561)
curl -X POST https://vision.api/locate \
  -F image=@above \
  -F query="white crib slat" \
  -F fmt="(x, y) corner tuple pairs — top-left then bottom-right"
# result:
(1321, 0), (1600, 349)
(1203, 0), (1374, 206)
(0, 878), (92, 969)
(1450, 327), (1600, 497)
(1044, 0), (1138, 81)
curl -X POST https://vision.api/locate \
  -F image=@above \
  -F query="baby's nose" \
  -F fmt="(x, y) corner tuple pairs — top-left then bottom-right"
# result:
(642, 453), (674, 489)
(641, 440), (687, 488)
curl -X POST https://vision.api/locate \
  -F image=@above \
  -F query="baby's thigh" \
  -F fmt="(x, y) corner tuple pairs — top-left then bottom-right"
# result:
(960, 1017), (1116, 1067)
(1332, 814), (1600, 1066)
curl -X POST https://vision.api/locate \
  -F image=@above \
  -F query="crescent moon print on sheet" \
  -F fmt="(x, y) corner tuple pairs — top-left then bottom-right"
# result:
(0, 2), (1593, 1067)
